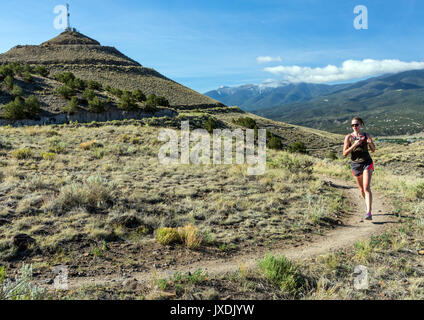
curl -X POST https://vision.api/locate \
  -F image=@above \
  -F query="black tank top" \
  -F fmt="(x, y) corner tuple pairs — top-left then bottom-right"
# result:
(349, 132), (372, 163)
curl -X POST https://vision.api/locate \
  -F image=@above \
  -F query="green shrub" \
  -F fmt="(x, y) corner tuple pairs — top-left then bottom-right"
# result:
(232, 117), (257, 129)
(49, 175), (115, 213)
(88, 97), (106, 113)
(11, 84), (23, 97)
(83, 88), (96, 101)
(2, 97), (25, 120)
(204, 117), (218, 134)
(268, 135), (283, 150)
(0, 64), (14, 78)
(3, 75), (14, 90)
(12, 147), (33, 159)
(9, 62), (23, 75)
(92, 147), (108, 159)
(146, 94), (169, 107)
(56, 85), (75, 99)
(118, 91), (137, 111)
(155, 96), (169, 107)
(0, 264), (45, 300)
(55, 72), (76, 84)
(2, 95), (41, 120)
(22, 72), (33, 83)
(23, 64), (32, 73)
(62, 97), (79, 115)
(327, 150), (338, 160)
(155, 227), (181, 245)
(25, 95), (41, 116)
(272, 153), (314, 176)
(86, 80), (102, 90)
(258, 254), (306, 296)
(70, 77), (86, 90)
(33, 65), (49, 77)
(109, 87), (123, 98)
(42, 152), (56, 161)
(48, 137), (66, 154)
(287, 141), (308, 154)
(130, 137), (141, 144)
(133, 89), (146, 102)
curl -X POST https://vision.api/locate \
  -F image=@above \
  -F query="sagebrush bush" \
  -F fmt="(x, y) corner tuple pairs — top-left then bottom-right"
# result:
(12, 147), (33, 159)
(287, 141), (308, 154)
(48, 136), (66, 153)
(327, 150), (338, 160)
(0, 264), (45, 300)
(258, 254), (306, 296)
(80, 140), (102, 150)
(42, 152), (56, 161)
(268, 135), (283, 150)
(272, 152), (314, 176)
(49, 175), (115, 213)
(232, 117), (257, 129)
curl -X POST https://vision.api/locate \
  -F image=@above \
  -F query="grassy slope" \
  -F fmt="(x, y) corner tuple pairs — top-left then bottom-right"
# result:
(1, 114), (423, 300)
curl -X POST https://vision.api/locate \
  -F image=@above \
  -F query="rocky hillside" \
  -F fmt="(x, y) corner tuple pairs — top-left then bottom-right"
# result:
(0, 30), (222, 108)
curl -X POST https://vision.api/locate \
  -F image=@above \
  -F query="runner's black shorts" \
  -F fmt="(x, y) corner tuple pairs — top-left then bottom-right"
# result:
(350, 159), (374, 177)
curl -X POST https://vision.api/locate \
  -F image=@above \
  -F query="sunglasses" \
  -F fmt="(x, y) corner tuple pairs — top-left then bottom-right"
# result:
(351, 123), (360, 127)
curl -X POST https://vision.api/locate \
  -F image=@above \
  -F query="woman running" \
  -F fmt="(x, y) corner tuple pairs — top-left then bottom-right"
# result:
(343, 117), (376, 220)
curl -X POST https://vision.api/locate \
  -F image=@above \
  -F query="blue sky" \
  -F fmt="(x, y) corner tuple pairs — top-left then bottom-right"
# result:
(0, 0), (423, 92)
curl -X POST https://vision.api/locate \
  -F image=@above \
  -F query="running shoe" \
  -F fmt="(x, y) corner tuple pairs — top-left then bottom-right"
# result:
(365, 212), (373, 220)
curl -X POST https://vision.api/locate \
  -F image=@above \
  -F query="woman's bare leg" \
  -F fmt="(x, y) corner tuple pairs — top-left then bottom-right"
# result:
(354, 174), (365, 199)
(363, 170), (373, 214)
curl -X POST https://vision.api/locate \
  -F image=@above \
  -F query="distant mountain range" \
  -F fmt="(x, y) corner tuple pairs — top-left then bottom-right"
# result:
(205, 82), (348, 112)
(205, 70), (424, 136)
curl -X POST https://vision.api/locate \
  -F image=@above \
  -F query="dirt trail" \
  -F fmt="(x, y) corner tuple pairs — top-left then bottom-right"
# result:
(67, 176), (397, 289)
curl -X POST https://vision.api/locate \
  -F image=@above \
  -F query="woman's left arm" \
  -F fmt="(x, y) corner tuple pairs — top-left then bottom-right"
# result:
(367, 134), (376, 152)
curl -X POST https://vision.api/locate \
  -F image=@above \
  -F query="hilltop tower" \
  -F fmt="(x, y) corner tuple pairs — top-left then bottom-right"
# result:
(66, 3), (71, 31)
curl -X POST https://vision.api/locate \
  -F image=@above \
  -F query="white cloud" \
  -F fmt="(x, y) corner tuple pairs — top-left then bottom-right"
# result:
(264, 59), (424, 83)
(256, 56), (282, 64)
